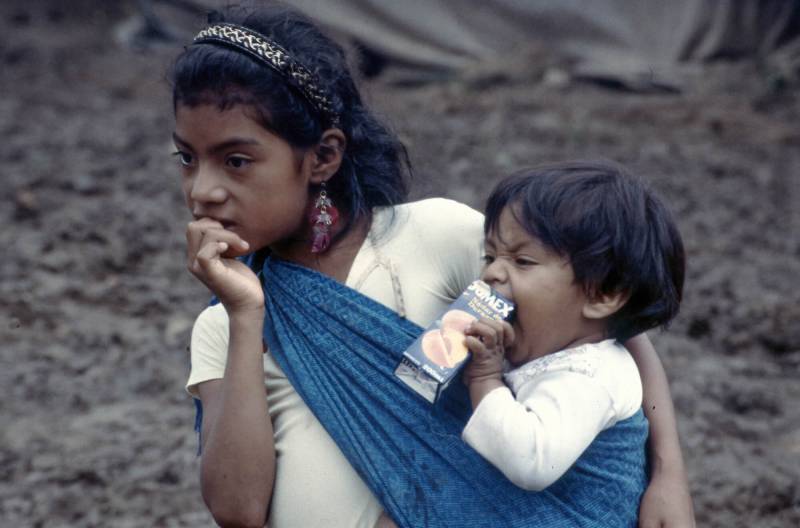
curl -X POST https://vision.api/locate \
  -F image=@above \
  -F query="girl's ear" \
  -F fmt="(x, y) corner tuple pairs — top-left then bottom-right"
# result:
(309, 128), (346, 184)
(582, 289), (630, 320)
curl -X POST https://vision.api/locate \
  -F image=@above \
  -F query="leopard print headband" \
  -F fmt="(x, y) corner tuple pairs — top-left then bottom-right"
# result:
(193, 23), (340, 126)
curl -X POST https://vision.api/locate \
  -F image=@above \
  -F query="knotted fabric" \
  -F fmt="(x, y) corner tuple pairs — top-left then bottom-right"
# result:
(259, 257), (648, 527)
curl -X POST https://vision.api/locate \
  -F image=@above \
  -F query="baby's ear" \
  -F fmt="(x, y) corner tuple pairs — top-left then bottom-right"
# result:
(582, 289), (630, 320)
(309, 128), (346, 184)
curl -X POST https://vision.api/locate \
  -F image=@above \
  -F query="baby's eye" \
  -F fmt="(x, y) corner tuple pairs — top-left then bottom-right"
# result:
(173, 150), (194, 167)
(514, 257), (537, 266)
(226, 155), (252, 169)
(482, 254), (496, 265)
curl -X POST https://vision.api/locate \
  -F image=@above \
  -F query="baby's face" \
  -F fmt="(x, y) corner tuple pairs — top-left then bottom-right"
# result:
(481, 207), (600, 366)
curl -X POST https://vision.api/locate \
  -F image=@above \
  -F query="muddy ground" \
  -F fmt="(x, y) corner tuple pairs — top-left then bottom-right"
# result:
(1, 1), (799, 527)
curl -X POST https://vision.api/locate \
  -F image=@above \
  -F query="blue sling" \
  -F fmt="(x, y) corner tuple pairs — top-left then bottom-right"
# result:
(252, 256), (649, 527)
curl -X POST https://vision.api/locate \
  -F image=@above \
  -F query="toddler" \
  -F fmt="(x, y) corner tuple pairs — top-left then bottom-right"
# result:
(462, 161), (685, 492)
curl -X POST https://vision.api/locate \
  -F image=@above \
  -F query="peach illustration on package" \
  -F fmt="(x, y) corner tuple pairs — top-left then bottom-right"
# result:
(420, 310), (476, 368)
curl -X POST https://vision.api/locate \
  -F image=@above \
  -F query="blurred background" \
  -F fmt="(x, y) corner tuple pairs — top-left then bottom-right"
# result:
(1, 1), (799, 526)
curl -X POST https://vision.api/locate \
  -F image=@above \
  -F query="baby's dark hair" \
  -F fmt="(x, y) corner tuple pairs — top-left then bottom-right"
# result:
(485, 161), (685, 342)
(169, 2), (409, 236)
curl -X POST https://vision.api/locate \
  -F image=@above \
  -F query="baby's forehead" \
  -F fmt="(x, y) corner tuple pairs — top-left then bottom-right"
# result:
(485, 224), (542, 252)
(486, 206), (528, 239)
(486, 209), (566, 257)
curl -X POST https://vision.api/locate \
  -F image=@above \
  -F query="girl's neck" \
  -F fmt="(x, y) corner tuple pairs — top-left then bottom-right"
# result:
(270, 214), (371, 283)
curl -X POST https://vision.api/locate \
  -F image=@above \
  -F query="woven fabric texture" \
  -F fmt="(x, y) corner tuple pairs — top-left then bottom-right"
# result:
(258, 257), (649, 527)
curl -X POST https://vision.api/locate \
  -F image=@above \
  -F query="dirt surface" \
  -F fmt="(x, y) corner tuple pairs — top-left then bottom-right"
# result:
(2, 1), (799, 527)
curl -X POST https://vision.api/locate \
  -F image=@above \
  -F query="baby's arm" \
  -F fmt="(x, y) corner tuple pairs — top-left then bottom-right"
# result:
(463, 372), (616, 490)
(462, 320), (615, 490)
(626, 334), (695, 528)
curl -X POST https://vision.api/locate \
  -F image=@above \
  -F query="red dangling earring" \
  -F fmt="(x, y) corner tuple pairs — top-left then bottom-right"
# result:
(309, 182), (339, 253)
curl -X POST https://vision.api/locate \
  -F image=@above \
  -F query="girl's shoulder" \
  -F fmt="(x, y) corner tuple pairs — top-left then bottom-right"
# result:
(372, 198), (484, 243)
(364, 198), (485, 311)
(397, 197), (484, 223)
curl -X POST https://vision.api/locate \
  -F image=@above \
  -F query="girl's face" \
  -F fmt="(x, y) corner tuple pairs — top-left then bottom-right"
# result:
(481, 206), (603, 367)
(173, 103), (312, 254)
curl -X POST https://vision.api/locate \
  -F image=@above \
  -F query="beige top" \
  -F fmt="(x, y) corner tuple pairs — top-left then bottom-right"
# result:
(187, 198), (484, 528)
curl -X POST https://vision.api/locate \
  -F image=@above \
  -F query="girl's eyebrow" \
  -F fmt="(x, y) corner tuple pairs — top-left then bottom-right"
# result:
(172, 132), (191, 148)
(208, 137), (261, 155)
(172, 132), (260, 154)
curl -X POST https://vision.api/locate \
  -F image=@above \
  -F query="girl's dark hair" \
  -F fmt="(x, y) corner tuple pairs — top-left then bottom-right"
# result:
(170, 2), (410, 238)
(484, 161), (685, 342)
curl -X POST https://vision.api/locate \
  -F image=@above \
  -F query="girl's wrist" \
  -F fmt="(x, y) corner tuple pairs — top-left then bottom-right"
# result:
(649, 446), (688, 477)
(228, 307), (265, 325)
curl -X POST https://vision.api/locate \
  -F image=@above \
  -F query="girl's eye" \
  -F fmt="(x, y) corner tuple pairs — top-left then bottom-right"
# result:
(173, 150), (194, 167)
(226, 156), (252, 169)
(482, 254), (496, 265)
(515, 257), (537, 267)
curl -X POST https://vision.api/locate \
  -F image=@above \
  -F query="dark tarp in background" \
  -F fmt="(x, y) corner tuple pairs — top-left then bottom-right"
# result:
(127, 0), (800, 91)
(284, 0), (800, 90)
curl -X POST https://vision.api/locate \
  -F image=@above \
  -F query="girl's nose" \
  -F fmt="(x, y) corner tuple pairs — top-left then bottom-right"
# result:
(189, 166), (227, 204)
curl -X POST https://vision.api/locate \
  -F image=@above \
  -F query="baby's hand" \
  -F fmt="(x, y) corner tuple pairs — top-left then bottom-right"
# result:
(463, 318), (513, 409)
(186, 218), (264, 315)
(463, 318), (514, 384)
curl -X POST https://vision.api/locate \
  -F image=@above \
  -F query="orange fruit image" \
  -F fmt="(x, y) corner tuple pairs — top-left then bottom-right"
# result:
(441, 309), (477, 333)
(421, 326), (471, 369)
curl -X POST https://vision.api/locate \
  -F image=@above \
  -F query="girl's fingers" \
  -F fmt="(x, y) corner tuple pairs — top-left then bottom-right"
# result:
(186, 218), (222, 261)
(186, 220), (249, 264)
(191, 240), (228, 278)
(200, 229), (248, 255)
(196, 240), (228, 263)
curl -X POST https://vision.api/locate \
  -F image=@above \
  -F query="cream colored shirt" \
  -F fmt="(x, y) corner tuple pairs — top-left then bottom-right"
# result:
(187, 198), (484, 528)
(462, 339), (643, 491)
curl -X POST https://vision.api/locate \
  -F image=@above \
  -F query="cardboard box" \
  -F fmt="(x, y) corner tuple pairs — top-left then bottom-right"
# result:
(394, 280), (515, 403)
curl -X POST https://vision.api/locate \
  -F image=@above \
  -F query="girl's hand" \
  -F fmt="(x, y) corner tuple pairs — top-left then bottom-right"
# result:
(186, 218), (264, 314)
(638, 466), (696, 528)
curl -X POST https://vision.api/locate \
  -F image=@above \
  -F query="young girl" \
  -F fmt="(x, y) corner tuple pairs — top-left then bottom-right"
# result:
(172, 3), (693, 527)
(461, 162), (685, 504)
